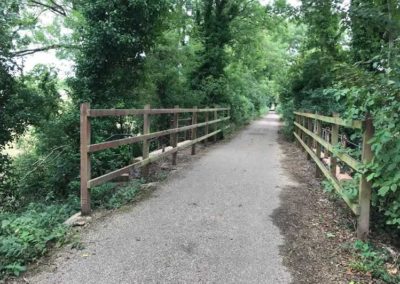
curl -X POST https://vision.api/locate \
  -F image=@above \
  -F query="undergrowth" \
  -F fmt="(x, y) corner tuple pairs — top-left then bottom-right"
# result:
(0, 180), (142, 279)
(321, 180), (400, 283)
(0, 203), (77, 277)
(350, 240), (400, 283)
(322, 178), (359, 204)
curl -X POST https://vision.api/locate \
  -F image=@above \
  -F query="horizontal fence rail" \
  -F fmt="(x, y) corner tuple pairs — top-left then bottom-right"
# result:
(293, 112), (374, 240)
(294, 112), (363, 129)
(81, 103), (230, 215)
(89, 107), (229, 117)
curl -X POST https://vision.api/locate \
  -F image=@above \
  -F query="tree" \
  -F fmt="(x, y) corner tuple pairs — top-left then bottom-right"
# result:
(0, 1), (60, 175)
(191, 0), (241, 105)
(70, 0), (170, 108)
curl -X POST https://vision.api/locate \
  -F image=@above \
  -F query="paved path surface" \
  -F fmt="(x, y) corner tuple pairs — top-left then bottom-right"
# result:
(29, 112), (293, 284)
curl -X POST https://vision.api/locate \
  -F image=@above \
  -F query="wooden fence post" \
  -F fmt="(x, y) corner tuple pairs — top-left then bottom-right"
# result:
(205, 109), (209, 146)
(323, 129), (329, 158)
(142, 104), (150, 177)
(171, 105), (179, 165)
(80, 103), (91, 215)
(330, 114), (339, 177)
(191, 106), (198, 155)
(294, 115), (299, 147)
(301, 116), (306, 151)
(315, 118), (322, 178)
(223, 108), (230, 138)
(298, 115), (302, 146)
(301, 117), (304, 139)
(214, 109), (218, 142)
(307, 118), (313, 160)
(357, 115), (374, 240)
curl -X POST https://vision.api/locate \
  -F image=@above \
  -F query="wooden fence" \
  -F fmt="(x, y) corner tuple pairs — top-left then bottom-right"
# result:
(293, 112), (374, 240)
(80, 103), (230, 215)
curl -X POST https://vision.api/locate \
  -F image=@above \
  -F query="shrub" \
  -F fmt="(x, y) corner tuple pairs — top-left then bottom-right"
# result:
(0, 202), (78, 277)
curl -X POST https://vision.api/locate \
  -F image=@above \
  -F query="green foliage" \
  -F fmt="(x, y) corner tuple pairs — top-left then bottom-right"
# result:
(0, 179), (142, 279)
(341, 179), (359, 205)
(0, 1), (63, 158)
(332, 63), (400, 229)
(1, 0), (293, 213)
(279, 0), (400, 233)
(301, 0), (341, 57)
(349, 0), (400, 66)
(70, 0), (171, 107)
(190, 0), (280, 123)
(276, 99), (295, 139)
(322, 177), (359, 205)
(0, 0), (303, 279)
(105, 181), (141, 209)
(0, 202), (77, 277)
(350, 240), (400, 283)
(90, 181), (142, 210)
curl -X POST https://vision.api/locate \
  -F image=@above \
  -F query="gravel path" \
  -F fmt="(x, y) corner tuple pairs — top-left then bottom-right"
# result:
(28, 112), (293, 284)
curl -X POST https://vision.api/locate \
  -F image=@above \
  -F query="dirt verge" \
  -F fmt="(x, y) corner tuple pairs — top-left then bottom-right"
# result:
(272, 133), (376, 283)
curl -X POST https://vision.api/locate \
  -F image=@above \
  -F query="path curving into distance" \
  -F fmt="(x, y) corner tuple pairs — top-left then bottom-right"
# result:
(28, 112), (293, 284)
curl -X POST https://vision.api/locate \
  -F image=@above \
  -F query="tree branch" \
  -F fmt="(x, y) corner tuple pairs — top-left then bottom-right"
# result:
(28, 0), (67, 16)
(11, 44), (78, 57)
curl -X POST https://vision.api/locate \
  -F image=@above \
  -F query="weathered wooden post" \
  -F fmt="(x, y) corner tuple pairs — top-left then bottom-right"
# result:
(204, 108), (209, 146)
(294, 114), (299, 147)
(315, 117), (322, 178)
(330, 114), (339, 177)
(80, 103), (91, 215)
(224, 108), (230, 138)
(298, 115), (302, 146)
(142, 104), (150, 177)
(213, 109), (218, 143)
(323, 129), (329, 158)
(171, 105), (179, 165)
(307, 117), (313, 160)
(298, 115), (302, 143)
(300, 116), (306, 152)
(191, 106), (198, 155)
(357, 115), (374, 240)
(221, 108), (228, 138)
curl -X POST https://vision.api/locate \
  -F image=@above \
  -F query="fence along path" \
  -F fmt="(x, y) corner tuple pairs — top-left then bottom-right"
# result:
(80, 103), (230, 215)
(293, 112), (373, 240)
